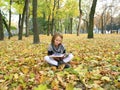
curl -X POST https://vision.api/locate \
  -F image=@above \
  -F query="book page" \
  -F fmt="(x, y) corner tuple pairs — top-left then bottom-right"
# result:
(49, 54), (64, 58)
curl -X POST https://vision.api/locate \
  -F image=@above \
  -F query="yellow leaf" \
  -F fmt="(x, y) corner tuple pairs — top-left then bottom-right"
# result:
(39, 75), (47, 84)
(101, 76), (111, 82)
(20, 66), (29, 74)
(14, 73), (19, 80)
(115, 82), (120, 88)
(0, 79), (5, 83)
(51, 78), (59, 90)
(66, 83), (74, 90)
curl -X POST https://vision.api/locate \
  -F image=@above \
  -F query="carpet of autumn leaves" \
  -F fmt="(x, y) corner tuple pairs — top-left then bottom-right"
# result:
(0, 34), (120, 90)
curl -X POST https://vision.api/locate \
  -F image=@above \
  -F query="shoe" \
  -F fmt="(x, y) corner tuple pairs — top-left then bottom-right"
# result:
(64, 64), (70, 68)
(58, 64), (65, 70)
(58, 60), (65, 65)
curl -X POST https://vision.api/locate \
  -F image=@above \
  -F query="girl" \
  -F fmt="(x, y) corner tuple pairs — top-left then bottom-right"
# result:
(44, 33), (74, 68)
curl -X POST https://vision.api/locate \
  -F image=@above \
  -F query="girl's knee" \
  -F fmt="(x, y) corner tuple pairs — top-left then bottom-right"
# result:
(69, 53), (74, 59)
(44, 56), (49, 61)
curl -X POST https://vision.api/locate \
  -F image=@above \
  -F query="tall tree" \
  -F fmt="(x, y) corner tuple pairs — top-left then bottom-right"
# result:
(32, 0), (40, 43)
(47, 15), (51, 36)
(51, 0), (57, 36)
(77, 0), (82, 36)
(45, 0), (51, 36)
(100, 6), (108, 34)
(0, 10), (4, 40)
(70, 17), (73, 34)
(56, 0), (60, 32)
(8, 0), (12, 39)
(87, 0), (97, 38)
(1, 11), (12, 39)
(25, 0), (30, 37)
(18, 0), (27, 40)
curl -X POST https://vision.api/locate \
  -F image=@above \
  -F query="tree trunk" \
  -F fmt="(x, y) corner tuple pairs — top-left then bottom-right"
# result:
(101, 7), (107, 34)
(18, 0), (27, 40)
(51, 0), (56, 36)
(8, 0), (12, 39)
(77, 0), (82, 36)
(1, 11), (12, 39)
(54, 23), (57, 33)
(0, 11), (4, 40)
(47, 15), (50, 36)
(101, 15), (104, 34)
(32, 0), (40, 44)
(3, 17), (12, 37)
(86, 21), (89, 33)
(57, 0), (60, 32)
(51, 18), (54, 36)
(43, 12), (46, 34)
(70, 17), (73, 34)
(65, 27), (67, 34)
(25, 0), (29, 37)
(68, 23), (70, 33)
(46, 0), (51, 36)
(60, 20), (62, 33)
(18, 14), (21, 34)
(87, 0), (97, 38)
(83, 19), (89, 33)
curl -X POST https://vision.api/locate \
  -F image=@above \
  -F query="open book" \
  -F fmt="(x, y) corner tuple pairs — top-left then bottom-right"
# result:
(49, 53), (69, 58)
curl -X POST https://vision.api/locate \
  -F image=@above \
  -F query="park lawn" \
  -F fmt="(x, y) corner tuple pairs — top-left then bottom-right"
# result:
(0, 34), (120, 90)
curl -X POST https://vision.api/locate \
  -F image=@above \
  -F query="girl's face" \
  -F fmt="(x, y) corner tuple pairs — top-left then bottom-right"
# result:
(54, 36), (62, 47)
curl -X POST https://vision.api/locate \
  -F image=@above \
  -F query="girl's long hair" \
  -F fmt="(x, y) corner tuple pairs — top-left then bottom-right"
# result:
(51, 33), (63, 45)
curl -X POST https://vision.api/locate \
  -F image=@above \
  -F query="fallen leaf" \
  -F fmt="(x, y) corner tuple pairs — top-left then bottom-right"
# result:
(66, 83), (74, 90)
(101, 76), (111, 82)
(20, 66), (29, 74)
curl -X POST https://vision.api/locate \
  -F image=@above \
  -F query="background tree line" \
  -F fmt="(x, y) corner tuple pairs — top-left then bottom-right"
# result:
(0, 0), (119, 43)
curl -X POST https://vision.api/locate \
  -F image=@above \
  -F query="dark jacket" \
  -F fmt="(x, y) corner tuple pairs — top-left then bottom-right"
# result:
(48, 44), (66, 55)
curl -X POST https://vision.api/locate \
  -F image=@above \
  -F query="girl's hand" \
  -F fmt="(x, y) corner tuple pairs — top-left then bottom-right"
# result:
(60, 57), (64, 60)
(53, 57), (64, 61)
(53, 57), (60, 61)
